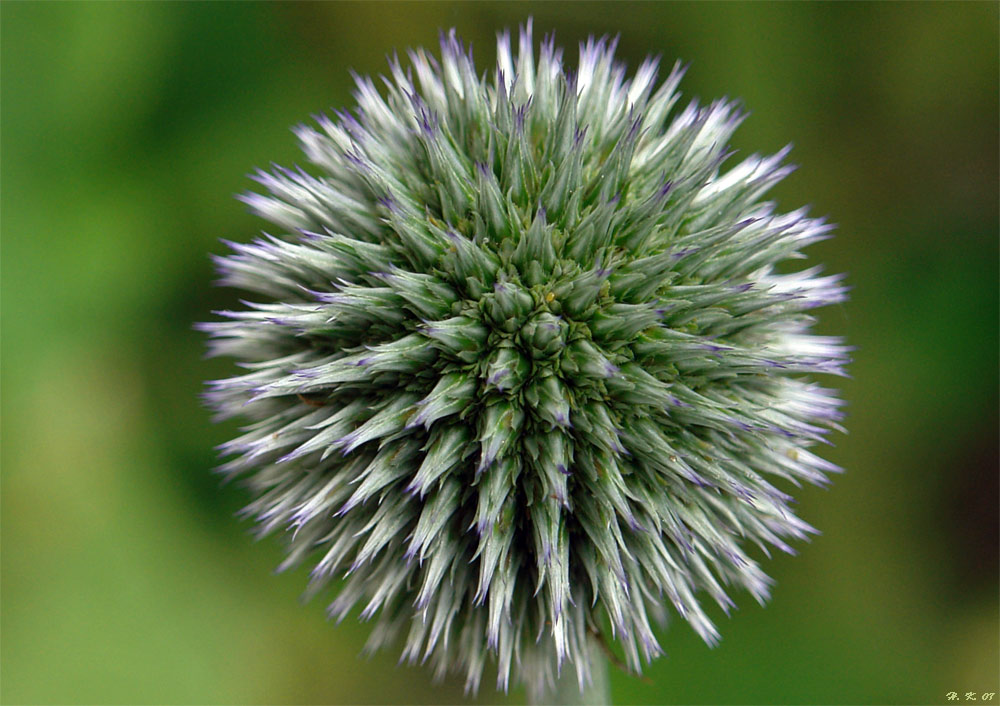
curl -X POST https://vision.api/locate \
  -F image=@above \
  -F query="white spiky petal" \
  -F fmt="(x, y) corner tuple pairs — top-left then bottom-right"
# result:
(202, 21), (848, 700)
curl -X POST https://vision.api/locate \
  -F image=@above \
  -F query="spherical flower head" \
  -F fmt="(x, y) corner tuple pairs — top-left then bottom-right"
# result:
(202, 22), (848, 699)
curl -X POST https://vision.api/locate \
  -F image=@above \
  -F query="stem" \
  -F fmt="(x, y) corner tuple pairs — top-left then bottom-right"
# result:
(531, 637), (610, 706)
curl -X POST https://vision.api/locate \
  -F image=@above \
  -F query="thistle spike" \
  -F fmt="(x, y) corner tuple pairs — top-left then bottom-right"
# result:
(204, 22), (847, 699)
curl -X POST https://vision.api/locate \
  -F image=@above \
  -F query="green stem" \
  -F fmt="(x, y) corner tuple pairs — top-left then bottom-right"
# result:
(532, 638), (610, 706)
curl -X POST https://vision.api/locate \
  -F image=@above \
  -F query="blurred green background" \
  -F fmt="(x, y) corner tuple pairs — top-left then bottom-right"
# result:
(2, 2), (997, 704)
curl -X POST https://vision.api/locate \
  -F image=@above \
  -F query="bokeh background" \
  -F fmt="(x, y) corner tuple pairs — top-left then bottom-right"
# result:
(2, 2), (997, 704)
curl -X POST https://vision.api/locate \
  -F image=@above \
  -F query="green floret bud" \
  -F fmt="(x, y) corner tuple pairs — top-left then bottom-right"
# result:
(483, 344), (531, 393)
(519, 311), (568, 359)
(482, 279), (535, 332)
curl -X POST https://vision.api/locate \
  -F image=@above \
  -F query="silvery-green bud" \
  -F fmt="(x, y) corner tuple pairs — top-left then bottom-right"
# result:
(484, 344), (531, 393)
(519, 311), (568, 359)
(482, 279), (535, 332)
(203, 21), (848, 701)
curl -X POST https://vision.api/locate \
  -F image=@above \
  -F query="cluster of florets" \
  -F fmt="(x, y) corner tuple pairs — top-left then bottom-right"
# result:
(202, 22), (848, 699)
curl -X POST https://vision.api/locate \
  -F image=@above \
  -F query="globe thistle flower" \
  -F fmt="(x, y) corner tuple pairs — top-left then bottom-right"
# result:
(202, 22), (848, 701)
